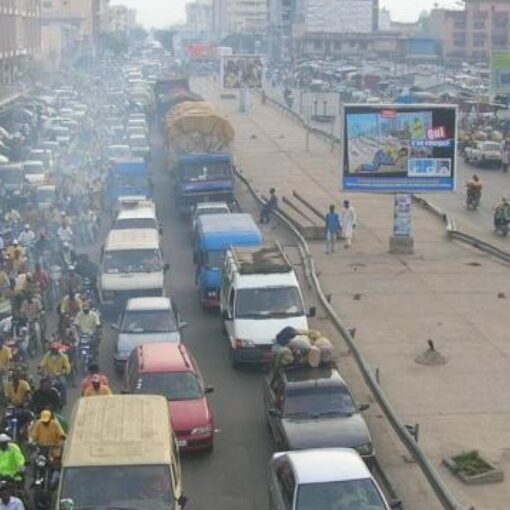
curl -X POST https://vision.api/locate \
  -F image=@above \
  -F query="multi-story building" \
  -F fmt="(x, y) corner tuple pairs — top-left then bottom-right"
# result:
(40, 0), (99, 67)
(186, 0), (212, 34)
(431, 0), (510, 61)
(106, 4), (136, 33)
(0, 0), (41, 85)
(213, 0), (268, 39)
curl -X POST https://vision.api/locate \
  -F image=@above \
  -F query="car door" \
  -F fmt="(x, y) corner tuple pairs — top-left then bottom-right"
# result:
(269, 461), (294, 510)
(224, 287), (235, 348)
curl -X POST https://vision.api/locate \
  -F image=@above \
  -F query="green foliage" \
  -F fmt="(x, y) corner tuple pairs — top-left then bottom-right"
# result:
(452, 451), (493, 476)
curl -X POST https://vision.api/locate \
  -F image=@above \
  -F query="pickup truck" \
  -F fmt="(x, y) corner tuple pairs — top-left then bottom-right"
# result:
(464, 141), (502, 168)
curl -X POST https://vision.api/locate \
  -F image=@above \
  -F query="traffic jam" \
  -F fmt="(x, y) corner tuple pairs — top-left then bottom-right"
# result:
(0, 42), (396, 510)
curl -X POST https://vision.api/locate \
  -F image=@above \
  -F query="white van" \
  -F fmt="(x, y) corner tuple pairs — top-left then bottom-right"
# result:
(113, 199), (160, 233)
(100, 228), (168, 310)
(220, 243), (314, 367)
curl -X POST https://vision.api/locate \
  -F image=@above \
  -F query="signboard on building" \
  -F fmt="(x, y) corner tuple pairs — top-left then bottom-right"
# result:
(491, 50), (510, 94)
(341, 104), (457, 192)
(220, 55), (263, 90)
(187, 43), (215, 59)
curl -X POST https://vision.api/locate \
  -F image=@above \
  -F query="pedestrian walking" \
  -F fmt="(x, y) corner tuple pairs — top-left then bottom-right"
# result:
(325, 204), (340, 254)
(341, 200), (357, 248)
(260, 188), (278, 224)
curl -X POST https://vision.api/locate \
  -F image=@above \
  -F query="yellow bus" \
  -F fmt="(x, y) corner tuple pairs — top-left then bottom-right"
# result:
(57, 395), (187, 510)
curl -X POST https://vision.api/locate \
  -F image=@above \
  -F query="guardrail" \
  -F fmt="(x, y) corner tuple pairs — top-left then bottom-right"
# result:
(234, 165), (470, 510)
(264, 92), (510, 266)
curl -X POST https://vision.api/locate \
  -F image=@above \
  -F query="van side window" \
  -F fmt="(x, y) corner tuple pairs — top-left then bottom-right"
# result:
(127, 350), (139, 390)
(276, 462), (295, 510)
(228, 289), (235, 316)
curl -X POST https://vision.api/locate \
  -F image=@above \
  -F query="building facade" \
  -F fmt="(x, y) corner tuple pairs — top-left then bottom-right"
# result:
(106, 4), (136, 33)
(186, 0), (212, 34)
(213, 0), (268, 39)
(0, 0), (41, 85)
(431, 0), (510, 61)
(40, 0), (99, 67)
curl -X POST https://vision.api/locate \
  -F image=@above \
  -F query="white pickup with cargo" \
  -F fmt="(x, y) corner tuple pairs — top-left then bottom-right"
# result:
(220, 243), (314, 367)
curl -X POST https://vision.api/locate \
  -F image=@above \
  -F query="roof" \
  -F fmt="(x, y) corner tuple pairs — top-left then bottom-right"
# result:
(195, 201), (229, 211)
(178, 152), (231, 163)
(230, 271), (299, 289)
(137, 343), (192, 373)
(105, 228), (159, 250)
(198, 213), (262, 251)
(283, 366), (345, 389)
(125, 296), (171, 311)
(116, 207), (156, 220)
(231, 244), (292, 275)
(63, 395), (172, 467)
(275, 448), (371, 484)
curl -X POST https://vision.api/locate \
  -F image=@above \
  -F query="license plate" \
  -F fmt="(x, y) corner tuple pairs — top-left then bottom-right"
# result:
(177, 440), (187, 447)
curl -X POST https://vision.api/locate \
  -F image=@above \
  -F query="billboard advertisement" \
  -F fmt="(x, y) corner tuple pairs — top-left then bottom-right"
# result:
(491, 50), (510, 94)
(341, 104), (457, 192)
(220, 55), (263, 90)
(187, 43), (215, 60)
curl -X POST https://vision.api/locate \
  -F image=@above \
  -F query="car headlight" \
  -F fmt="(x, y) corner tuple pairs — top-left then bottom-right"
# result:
(191, 425), (212, 435)
(356, 442), (373, 456)
(35, 455), (47, 468)
(235, 338), (255, 348)
(102, 291), (114, 301)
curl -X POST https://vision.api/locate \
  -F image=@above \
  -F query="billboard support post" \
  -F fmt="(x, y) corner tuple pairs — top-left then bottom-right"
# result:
(389, 193), (414, 254)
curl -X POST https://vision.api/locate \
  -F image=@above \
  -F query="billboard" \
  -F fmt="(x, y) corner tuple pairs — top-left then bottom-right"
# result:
(341, 104), (457, 192)
(187, 43), (215, 60)
(220, 55), (263, 90)
(491, 50), (510, 94)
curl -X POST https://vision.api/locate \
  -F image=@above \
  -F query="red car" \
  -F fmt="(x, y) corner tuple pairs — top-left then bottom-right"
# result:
(124, 342), (215, 452)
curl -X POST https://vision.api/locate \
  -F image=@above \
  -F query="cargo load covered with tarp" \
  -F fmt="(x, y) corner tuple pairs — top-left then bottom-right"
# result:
(165, 101), (234, 156)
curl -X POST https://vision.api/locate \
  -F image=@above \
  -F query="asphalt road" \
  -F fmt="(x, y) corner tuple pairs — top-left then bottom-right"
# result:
(83, 126), (272, 510)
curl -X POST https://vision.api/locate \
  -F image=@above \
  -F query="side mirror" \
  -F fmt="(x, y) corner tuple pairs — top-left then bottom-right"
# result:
(389, 500), (402, 509)
(159, 226), (163, 235)
(111, 323), (119, 331)
(308, 306), (316, 318)
(163, 263), (170, 272)
(177, 495), (188, 508)
(268, 408), (281, 418)
(221, 310), (230, 320)
(178, 320), (188, 330)
(204, 385), (214, 394)
(359, 403), (370, 412)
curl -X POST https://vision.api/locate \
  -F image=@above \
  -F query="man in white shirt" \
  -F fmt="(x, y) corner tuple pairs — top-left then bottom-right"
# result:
(0, 481), (25, 510)
(18, 225), (35, 248)
(57, 222), (73, 245)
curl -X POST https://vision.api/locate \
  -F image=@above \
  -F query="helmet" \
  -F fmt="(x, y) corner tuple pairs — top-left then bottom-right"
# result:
(24, 224), (29, 229)
(0, 433), (11, 443)
(13, 239), (19, 245)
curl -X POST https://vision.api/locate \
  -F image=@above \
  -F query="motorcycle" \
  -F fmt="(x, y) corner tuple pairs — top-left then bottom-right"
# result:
(495, 217), (509, 236)
(31, 445), (60, 510)
(27, 317), (44, 358)
(2, 404), (34, 446)
(466, 189), (481, 210)
(77, 333), (94, 376)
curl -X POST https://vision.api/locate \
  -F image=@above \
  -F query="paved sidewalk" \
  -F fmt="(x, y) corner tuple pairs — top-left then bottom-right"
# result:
(195, 77), (510, 510)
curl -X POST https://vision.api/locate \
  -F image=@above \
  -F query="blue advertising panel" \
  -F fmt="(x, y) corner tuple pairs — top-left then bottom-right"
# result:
(341, 104), (457, 192)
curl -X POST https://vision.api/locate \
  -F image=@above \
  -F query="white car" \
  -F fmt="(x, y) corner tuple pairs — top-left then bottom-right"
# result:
(464, 141), (502, 168)
(269, 449), (394, 510)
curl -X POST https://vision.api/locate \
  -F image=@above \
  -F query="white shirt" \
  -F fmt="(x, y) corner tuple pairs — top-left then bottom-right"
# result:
(57, 226), (73, 243)
(0, 496), (26, 510)
(18, 230), (35, 247)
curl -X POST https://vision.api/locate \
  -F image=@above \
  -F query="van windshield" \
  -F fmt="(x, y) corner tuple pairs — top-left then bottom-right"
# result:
(114, 218), (157, 230)
(103, 249), (161, 273)
(235, 286), (304, 319)
(60, 465), (174, 510)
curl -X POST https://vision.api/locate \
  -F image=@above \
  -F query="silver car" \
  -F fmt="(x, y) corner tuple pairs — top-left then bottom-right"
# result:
(112, 296), (187, 372)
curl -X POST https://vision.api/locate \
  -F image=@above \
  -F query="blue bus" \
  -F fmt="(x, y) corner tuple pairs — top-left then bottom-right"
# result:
(195, 213), (263, 308)
(175, 153), (234, 214)
(108, 158), (151, 203)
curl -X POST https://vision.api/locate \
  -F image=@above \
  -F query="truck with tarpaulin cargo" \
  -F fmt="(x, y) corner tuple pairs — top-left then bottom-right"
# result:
(165, 100), (235, 214)
(107, 158), (151, 204)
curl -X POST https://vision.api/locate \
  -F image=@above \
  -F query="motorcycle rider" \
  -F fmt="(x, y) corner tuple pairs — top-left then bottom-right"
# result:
(60, 242), (77, 271)
(38, 344), (70, 407)
(59, 268), (82, 300)
(0, 478), (26, 510)
(82, 374), (112, 397)
(30, 378), (61, 415)
(4, 242), (24, 264)
(73, 302), (101, 354)
(0, 434), (25, 484)
(5, 371), (31, 408)
(57, 221), (73, 248)
(19, 294), (43, 354)
(29, 409), (65, 463)
(81, 363), (109, 395)
(466, 174), (483, 204)
(17, 226), (35, 250)
(494, 197), (510, 230)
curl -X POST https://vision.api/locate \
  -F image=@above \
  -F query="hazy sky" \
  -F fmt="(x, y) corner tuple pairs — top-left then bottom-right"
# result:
(112, 0), (461, 29)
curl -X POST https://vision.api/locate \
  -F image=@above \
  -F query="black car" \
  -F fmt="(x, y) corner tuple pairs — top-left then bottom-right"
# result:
(263, 364), (374, 463)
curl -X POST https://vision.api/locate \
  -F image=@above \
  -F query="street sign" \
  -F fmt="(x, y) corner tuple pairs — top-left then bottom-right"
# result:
(220, 55), (264, 90)
(340, 104), (457, 192)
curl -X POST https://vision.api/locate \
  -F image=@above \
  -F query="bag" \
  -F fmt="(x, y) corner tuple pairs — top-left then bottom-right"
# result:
(276, 326), (298, 347)
(315, 336), (334, 363)
(307, 345), (321, 368)
(288, 335), (311, 351)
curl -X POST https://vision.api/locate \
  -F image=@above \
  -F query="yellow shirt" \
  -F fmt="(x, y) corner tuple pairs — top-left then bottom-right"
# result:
(83, 384), (112, 397)
(5, 379), (31, 406)
(0, 346), (12, 373)
(40, 352), (71, 376)
(30, 419), (65, 447)
(60, 296), (83, 315)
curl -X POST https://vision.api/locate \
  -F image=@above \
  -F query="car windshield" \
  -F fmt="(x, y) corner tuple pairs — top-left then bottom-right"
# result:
(483, 143), (501, 151)
(121, 309), (176, 333)
(204, 250), (225, 268)
(296, 479), (387, 510)
(114, 218), (157, 230)
(284, 385), (357, 417)
(180, 162), (230, 181)
(103, 249), (161, 273)
(0, 170), (23, 184)
(136, 372), (203, 401)
(235, 287), (304, 319)
(60, 465), (174, 510)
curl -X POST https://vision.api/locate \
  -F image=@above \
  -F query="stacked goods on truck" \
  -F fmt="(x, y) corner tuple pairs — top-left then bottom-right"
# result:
(154, 76), (202, 125)
(165, 100), (235, 213)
